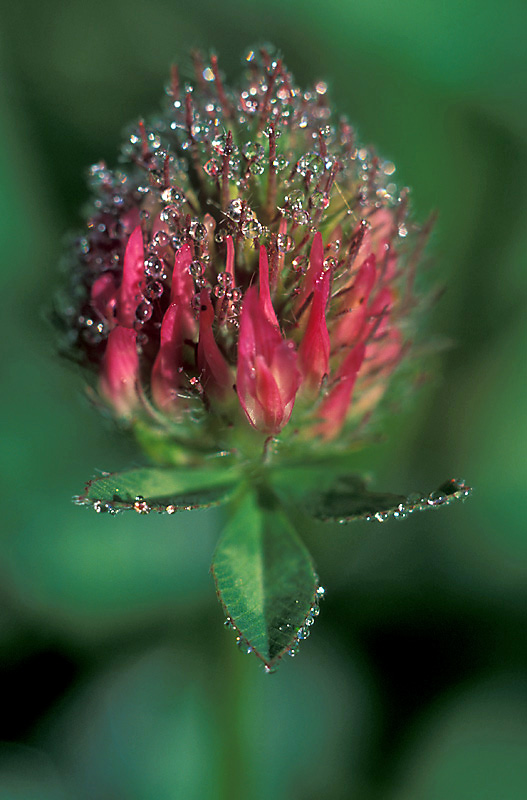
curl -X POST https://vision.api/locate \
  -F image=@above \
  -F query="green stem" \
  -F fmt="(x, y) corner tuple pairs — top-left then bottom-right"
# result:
(217, 624), (250, 800)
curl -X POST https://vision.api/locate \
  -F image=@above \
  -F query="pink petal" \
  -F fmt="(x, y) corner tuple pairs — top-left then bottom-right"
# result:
(91, 273), (118, 323)
(171, 243), (194, 304)
(369, 208), (394, 251)
(99, 326), (139, 418)
(365, 328), (403, 376)
(366, 287), (393, 340)
(298, 268), (330, 389)
(296, 231), (324, 311)
(117, 225), (145, 328)
(332, 254), (377, 350)
(197, 290), (232, 398)
(151, 303), (186, 413)
(237, 286), (300, 435)
(258, 246), (279, 328)
(270, 339), (301, 412)
(316, 343), (366, 439)
(254, 353), (283, 433)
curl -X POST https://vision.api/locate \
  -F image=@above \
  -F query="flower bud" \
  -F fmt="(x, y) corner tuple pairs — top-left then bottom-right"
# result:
(237, 285), (301, 435)
(58, 48), (433, 463)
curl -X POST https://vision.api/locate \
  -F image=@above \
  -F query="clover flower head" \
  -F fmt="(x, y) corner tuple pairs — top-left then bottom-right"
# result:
(57, 46), (433, 465)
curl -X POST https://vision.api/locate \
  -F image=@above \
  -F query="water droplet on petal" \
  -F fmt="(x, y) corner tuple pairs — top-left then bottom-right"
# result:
(145, 280), (164, 300)
(190, 260), (205, 278)
(136, 300), (153, 322)
(149, 230), (170, 252)
(144, 255), (166, 278)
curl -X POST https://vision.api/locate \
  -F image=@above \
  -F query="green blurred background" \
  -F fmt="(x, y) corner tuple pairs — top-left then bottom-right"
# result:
(1, 1), (526, 797)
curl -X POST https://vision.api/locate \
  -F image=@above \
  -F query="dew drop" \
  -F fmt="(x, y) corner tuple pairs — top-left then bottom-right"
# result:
(161, 187), (182, 205)
(242, 141), (265, 161)
(297, 152), (324, 176)
(291, 255), (308, 273)
(144, 281), (164, 300)
(311, 190), (330, 209)
(394, 503), (408, 520)
(273, 154), (290, 171)
(144, 255), (165, 278)
(249, 161), (265, 176)
(190, 260), (205, 278)
(217, 271), (233, 288)
(241, 218), (263, 239)
(293, 210), (310, 226)
(427, 491), (446, 507)
(190, 221), (206, 241)
(149, 230), (170, 252)
(406, 492), (424, 509)
(204, 158), (219, 177)
(276, 233), (294, 253)
(133, 497), (150, 514)
(227, 198), (244, 221)
(285, 189), (304, 211)
(160, 205), (180, 228)
(136, 300), (153, 322)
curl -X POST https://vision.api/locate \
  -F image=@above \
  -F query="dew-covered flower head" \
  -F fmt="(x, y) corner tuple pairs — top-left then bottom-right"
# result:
(58, 48), (432, 464)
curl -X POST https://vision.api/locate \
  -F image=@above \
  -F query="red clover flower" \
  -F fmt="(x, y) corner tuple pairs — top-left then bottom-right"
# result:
(60, 49), (470, 671)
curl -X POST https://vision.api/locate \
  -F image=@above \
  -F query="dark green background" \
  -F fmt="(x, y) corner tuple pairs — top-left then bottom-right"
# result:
(1, 1), (526, 797)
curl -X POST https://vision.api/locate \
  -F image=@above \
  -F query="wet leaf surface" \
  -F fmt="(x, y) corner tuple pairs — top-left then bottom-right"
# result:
(306, 476), (471, 523)
(212, 485), (321, 670)
(77, 466), (239, 513)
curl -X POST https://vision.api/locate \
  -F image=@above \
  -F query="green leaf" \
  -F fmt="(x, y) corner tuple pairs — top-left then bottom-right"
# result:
(303, 475), (472, 523)
(211, 485), (320, 670)
(76, 465), (239, 513)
